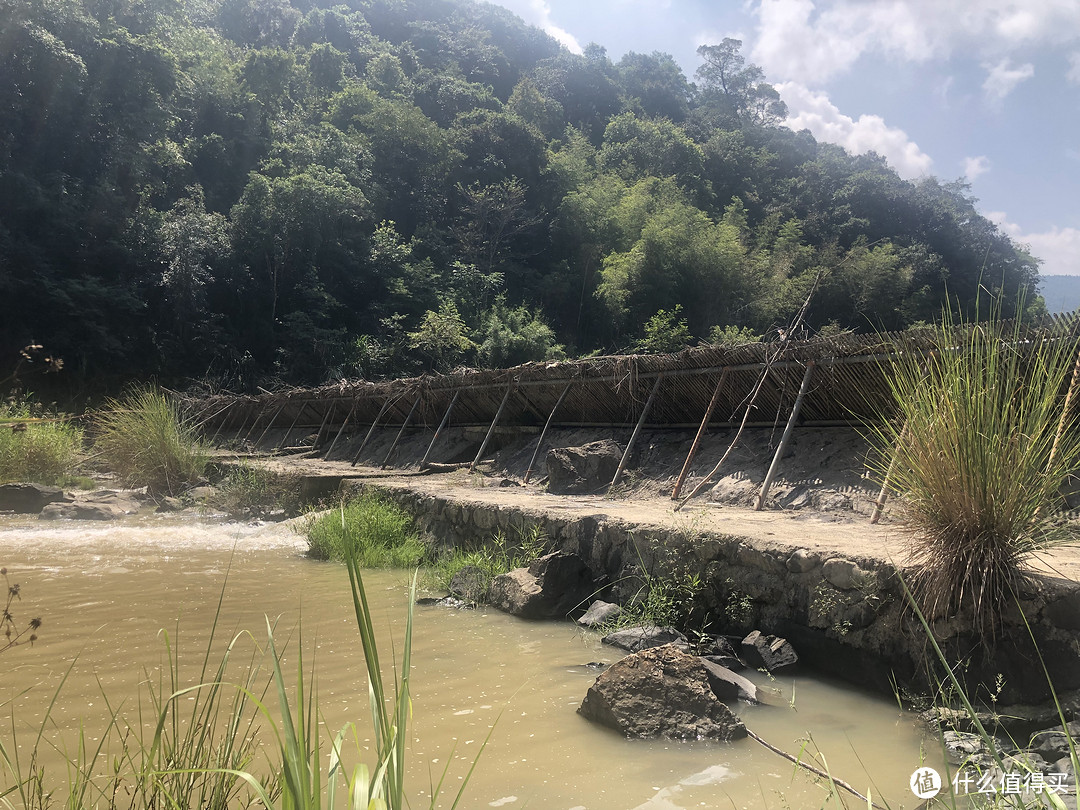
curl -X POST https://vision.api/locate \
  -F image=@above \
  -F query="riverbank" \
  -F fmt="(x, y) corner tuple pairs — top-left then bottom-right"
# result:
(234, 424), (1080, 708)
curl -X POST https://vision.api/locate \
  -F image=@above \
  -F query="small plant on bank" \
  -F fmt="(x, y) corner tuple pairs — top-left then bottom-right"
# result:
(0, 567), (41, 655)
(211, 462), (302, 519)
(0, 401), (83, 486)
(868, 305), (1080, 638)
(94, 387), (207, 495)
(424, 524), (551, 603)
(306, 491), (426, 566)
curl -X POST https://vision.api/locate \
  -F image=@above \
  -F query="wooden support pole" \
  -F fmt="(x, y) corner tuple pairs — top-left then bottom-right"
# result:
(254, 404), (287, 449)
(352, 397), (394, 466)
(312, 405), (333, 450)
(420, 390), (459, 468)
(671, 368), (729, 500)
(277, 403), (306, 449)
(381, 394), (422, 469)
(207, 403), (234, 446)
(470, 385), (513, 472)
(755, 362), (815, 511)
(870, 422), (908, 524)
(240, 404), (268, 445)
(523, 382), (573, 484)
(609, 374), (665, 492)
(324, 400), (357, 458)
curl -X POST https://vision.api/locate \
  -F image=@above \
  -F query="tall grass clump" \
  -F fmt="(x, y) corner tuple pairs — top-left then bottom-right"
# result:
(0, 403), (83, 485)
(94, 387), (207, 494)
(306, 491), (425, 566)
(869, 305), (1080, 637)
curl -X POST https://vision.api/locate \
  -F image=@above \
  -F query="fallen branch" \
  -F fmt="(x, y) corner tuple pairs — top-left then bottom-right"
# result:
(746, 728), (885, 810)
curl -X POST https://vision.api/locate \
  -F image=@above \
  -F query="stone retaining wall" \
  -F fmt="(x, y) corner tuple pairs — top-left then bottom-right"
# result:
(341, 479), (1080, 704)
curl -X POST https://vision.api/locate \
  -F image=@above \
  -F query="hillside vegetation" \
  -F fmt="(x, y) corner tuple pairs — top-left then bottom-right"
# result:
(0, 0), (1043, 388)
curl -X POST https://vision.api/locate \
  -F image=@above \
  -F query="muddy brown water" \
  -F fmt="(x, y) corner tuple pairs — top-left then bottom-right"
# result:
(1, 512), (935, 809)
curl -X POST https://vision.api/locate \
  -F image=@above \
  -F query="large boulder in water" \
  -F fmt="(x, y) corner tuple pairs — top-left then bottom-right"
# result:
(601, 625), (689, 653)
(545, 440), (622, 494)
(0, 483), (67, 514)
(489, 551), (594, 620)
(578, 645), (747, 741)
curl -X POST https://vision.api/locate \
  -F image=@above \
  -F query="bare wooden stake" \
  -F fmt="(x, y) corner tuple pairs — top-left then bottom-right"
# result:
(381, 394), (422, 469)
(523, 382), (573, 484)
(312, 405), (334, 451)
(870, 421), (908, 524)
(352, 397), (394, 466)
(470, 385), (513, 472)
(254, 404), (287, 449)
(755, 362), (815, 511)
(420, 390), (459, 468)
(609, 374), (665, 492)
(671, 369), (729, 500)
(324, 400), (357, 458)
(277, 403), (307, 449)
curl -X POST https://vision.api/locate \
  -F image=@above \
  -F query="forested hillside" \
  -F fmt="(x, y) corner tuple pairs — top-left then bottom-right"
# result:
(0, 0), (1043, 388)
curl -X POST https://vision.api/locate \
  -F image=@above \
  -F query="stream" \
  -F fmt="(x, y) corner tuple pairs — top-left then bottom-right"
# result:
(0, 512), (935, 809)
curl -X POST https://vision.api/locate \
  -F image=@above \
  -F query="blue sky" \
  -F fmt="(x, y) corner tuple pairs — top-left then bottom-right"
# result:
(486, 0), (1080, 276)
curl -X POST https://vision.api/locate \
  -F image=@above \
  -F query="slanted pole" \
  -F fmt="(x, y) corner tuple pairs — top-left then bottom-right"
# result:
(755, 362), (815, 511)
(381, 394), (421, 469)
(312, 405), (334, 450)
(470, 385), (513, 472)
(324, 400), (357, 458)
(609, 374), (664, 492)
(523, 382), (572, 484)
(207, 403), (235, 445)
(671, 368), (729, 500)
(277, 402), (307, 449)
(241, 403), (268, 445)
(254, 403), (287, 449)
(870, 422), (908, 524)
(420, 390), (459, 468)
(352, 397), (394, 465)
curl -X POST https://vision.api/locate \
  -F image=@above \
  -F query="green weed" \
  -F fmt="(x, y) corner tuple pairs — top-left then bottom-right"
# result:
(94, 387), (208, 495)
(306, 492), (425, 566)
(0, 403), (83, 486)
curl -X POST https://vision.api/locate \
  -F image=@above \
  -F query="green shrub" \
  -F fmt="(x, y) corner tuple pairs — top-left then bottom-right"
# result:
(0, 404), (83, 485)
(424, 525), (550, 602)
(210, 462), (302, 519)
(869, 306), (1080, 637)
(94, 388), (207, 495)
(306, 492), (425, 566)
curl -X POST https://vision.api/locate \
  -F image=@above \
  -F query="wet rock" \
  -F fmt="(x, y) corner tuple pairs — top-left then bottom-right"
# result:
(155, 496), (184, 513)
(740, 630), (798, 673)
(545, 440), (622, 494)
(578, 645), (747, 741)
(489, 551), (594, 620)
(578, 600), (622, 628)
(943, 730), (995, 767)
(1031, 722), (1080, 760)
(0, 483), (68, 513)
(415, 595), (471, 609)
(602, 625), (689, 653)
(40, 502), (125, 521)
(822, 557), (868, 591)
(700, 659), (758, 704)
(449, 565), (487, 603)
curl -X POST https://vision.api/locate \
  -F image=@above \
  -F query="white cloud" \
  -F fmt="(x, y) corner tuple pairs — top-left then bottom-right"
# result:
(777, 82), (933, 179)
(1068, 51), (1080, 83)
(750, 0), (1080, 85)
(964, 155), (991, 181)
(987, 211), (1080, 276)
(982, 58), (1035, 102)
(489, 0), (583, 54)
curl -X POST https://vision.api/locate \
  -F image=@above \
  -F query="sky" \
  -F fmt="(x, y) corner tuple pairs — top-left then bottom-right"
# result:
(485, 0), (1080, 277)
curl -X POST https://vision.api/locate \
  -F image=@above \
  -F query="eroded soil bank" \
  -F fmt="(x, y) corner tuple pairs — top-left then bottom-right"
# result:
(240, 423), (1080, 706)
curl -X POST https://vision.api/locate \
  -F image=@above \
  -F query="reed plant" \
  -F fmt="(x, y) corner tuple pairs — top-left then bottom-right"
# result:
(0, 403), (82, 486)
(869, 307), (1080, 638)
(94, 387), (207, 495)
(306, 492), (425, 566)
